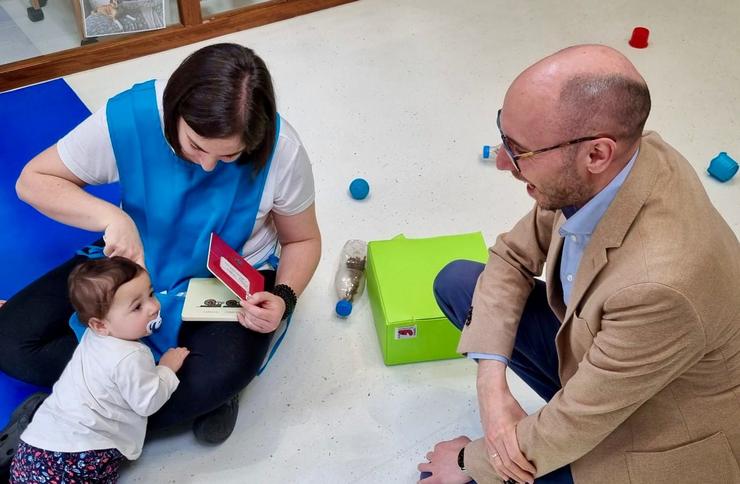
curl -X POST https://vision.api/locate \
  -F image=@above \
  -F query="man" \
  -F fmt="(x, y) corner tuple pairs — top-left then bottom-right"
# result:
(419, 44), (740, 484)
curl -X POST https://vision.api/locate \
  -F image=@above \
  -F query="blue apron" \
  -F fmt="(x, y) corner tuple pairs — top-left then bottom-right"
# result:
(70, 80), (278, 361)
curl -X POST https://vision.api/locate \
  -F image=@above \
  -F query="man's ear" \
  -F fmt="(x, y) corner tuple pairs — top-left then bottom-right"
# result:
(586, 138), (617, 174)
(87, 317), (110, 336)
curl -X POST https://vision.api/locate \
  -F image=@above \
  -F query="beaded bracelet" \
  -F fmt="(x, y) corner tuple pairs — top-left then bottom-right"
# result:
(271, 284), (297, 320)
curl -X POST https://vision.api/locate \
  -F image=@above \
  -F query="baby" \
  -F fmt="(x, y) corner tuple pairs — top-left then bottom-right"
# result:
(9, 257), (189, 483)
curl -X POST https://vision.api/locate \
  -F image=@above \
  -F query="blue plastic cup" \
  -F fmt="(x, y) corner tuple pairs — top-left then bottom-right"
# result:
(707, 152), (738, 182)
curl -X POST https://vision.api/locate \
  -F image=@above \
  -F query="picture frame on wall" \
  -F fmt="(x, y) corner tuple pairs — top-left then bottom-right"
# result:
(81, 0), (166, 38)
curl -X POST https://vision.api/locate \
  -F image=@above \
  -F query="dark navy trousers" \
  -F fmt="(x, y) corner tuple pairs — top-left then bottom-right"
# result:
(431, 260), (574, 484)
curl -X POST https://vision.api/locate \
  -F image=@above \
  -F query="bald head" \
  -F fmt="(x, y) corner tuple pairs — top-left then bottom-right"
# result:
(507, 44), (651, 145)
(521, 45), (645, 83)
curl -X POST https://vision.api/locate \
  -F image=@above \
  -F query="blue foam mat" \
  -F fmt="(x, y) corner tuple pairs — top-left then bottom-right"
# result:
(0, 371), (47, 429)
(0, 79), (120, 298)
(0, 79), (120, 424)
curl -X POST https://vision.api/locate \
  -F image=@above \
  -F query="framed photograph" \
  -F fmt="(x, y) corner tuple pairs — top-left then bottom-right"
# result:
(81, 0), (166, 38)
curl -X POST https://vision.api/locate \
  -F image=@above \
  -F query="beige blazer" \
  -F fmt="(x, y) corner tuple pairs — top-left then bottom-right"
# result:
(459, 132), (740, 483)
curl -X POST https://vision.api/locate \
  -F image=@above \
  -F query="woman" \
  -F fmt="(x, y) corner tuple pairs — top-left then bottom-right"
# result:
(0, 43), (321, 465)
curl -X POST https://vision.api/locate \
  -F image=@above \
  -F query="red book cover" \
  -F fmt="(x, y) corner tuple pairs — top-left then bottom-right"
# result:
(207, 232), (264, 300)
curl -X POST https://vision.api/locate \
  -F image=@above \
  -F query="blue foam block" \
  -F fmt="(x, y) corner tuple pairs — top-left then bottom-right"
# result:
(0, 79), (120, 299)
(0, 80), (119, 423)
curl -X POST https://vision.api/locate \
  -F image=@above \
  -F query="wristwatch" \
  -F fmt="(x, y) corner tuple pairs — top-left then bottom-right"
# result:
(457, 446), (469, 475)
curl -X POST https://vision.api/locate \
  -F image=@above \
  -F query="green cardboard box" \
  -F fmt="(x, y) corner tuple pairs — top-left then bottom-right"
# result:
(366, 232), (488, 365)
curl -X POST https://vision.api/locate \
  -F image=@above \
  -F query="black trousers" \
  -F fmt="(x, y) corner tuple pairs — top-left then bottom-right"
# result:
(0, 241), (275, 430)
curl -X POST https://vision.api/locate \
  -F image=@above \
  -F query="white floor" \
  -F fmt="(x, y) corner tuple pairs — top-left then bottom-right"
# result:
(27, 0), (740, 482)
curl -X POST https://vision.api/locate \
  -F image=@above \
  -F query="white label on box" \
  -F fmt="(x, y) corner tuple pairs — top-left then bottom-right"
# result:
(220, 256), (251, 294)
(395, 326), (417, 339)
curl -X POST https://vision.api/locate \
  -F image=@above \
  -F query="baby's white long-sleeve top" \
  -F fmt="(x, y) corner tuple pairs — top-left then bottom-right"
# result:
(21, 330), (179, 459)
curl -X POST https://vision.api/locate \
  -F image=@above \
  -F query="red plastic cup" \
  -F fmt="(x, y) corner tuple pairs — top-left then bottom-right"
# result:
(629, 27), (650, 48)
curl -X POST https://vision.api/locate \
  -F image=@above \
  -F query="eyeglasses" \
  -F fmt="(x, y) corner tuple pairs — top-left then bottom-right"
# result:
(496, 109), (615, 172)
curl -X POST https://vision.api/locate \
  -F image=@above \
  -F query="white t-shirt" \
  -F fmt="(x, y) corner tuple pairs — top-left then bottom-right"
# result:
(21, 331), (179, 460)
(57, 80), (315, 266)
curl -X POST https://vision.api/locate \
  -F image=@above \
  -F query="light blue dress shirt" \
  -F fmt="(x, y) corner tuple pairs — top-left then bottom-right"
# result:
(559, 150), (638, 305)
(470, 149), (639, 365)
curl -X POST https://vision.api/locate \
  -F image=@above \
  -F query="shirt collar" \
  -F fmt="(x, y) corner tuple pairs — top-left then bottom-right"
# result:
(560, 148), (639, 236)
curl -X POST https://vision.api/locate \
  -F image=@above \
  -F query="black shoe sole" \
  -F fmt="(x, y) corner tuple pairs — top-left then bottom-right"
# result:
(0, 392), (48, 470)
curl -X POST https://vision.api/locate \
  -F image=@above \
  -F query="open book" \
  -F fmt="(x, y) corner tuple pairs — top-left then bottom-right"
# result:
(181, 233), (265, 322)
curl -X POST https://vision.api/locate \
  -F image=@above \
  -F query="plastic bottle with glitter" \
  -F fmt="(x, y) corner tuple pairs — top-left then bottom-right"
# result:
(334, 240), (367, 318)
(481, 144), (501, 160)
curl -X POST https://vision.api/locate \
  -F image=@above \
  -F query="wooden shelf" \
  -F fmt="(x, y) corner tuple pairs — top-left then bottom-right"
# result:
(0, 0), (354, 92)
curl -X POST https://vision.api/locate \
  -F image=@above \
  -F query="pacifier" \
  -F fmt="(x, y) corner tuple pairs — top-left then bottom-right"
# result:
(146, 312), (162, 335)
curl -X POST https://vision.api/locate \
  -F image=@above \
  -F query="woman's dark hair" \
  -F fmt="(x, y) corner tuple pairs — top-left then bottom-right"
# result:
(68, 257), (145, 325)
(163, 43), (277, 172)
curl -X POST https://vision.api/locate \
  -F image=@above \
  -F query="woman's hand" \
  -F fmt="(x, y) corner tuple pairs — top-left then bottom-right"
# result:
(103, 211), (145, 267)
(236, 292), (285, 333)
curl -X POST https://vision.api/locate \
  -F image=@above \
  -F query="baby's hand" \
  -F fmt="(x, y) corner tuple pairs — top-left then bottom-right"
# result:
(159, 347), (190, 373)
